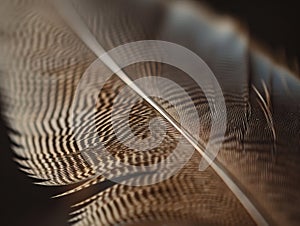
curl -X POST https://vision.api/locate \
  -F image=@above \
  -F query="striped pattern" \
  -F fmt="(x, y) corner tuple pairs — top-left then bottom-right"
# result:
(0, 0), (299, 225)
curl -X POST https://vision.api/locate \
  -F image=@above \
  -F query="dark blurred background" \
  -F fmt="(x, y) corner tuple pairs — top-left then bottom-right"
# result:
(0, 0), (299, 225)
(201, 0), (300, 70)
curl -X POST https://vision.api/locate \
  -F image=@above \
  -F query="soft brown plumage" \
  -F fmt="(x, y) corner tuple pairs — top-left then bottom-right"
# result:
(0, 0), (299, 225)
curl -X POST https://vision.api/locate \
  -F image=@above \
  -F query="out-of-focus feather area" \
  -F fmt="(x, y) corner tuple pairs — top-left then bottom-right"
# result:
(0, 0), (299, 226)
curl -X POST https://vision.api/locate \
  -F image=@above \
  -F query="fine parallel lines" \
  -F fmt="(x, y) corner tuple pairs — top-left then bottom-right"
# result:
(54, 0), (268, 225)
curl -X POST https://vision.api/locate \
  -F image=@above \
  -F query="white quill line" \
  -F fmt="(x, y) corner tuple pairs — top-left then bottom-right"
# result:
(54, 0), (268, 225)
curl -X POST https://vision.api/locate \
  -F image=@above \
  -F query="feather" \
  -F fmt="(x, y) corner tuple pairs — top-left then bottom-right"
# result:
(0, 0), (299, 225)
